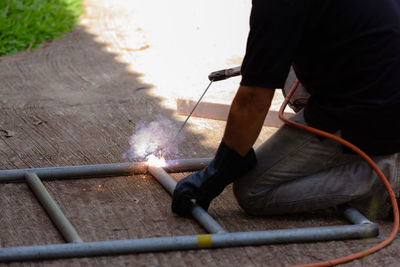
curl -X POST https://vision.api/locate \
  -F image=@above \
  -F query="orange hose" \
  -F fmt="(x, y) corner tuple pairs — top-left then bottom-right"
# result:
(279, 80), (399, 267)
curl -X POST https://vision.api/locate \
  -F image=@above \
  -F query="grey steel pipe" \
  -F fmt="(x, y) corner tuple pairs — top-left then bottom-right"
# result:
(163, 158), (210, 173)
(25, 173), (83, 243)
(148, 166), (226, 234)
(148, 166), (177, 194)
(0, 158), (212, 183)
(339, 205), (374, 225)
(0, 224), (378, 262)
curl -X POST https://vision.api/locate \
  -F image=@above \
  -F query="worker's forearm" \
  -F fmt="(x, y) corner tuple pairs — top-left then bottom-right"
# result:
(222, 85), (275, 156)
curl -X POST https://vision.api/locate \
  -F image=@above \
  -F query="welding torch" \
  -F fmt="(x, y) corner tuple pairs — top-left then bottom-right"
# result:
(175, 66), (242, 134)
(147, 66), (242, 159)
(208, 66), (241, 81)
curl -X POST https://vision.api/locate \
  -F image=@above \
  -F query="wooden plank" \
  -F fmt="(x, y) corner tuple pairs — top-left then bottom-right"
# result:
(177, 99), (295, 128)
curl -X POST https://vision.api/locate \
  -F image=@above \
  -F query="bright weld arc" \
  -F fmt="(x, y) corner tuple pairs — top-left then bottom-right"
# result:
(146, 154), (167, 167)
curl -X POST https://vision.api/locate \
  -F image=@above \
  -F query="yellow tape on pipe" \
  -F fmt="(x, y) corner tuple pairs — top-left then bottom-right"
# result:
(197, 234), (212, 248)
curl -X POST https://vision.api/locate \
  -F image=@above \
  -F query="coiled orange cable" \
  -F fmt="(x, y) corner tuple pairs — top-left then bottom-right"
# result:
(279, 80), (399, 267)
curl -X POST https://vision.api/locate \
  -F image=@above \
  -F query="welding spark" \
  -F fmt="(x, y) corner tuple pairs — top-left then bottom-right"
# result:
(123, 116), (185, 160)
(146, 154), (167, 167)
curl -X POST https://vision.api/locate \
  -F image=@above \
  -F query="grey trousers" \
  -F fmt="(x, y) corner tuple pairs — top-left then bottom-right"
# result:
(233, 111), (400, 219)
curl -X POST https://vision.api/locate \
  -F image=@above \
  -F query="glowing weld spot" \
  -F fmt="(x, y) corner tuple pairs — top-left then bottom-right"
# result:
(146, 155), (167, 167)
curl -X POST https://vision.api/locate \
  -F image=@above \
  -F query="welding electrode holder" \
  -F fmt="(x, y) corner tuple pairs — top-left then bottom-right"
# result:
(208, 66), (241, 81)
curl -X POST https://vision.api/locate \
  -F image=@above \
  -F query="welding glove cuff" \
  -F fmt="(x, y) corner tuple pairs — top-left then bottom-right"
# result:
(172, 141), (256, 216)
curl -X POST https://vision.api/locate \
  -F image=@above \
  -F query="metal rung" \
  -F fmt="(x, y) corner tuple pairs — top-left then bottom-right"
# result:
(25, 173), (83, 243)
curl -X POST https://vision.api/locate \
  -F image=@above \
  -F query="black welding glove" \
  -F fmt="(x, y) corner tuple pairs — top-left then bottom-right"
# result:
(172, 141), (257, 216)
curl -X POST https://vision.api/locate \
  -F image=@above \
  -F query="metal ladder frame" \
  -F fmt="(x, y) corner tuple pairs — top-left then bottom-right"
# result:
(0, 158), (379, 262)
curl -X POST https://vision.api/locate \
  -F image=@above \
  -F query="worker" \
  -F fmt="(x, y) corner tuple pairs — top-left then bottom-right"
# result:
(172, 0), (400, 219)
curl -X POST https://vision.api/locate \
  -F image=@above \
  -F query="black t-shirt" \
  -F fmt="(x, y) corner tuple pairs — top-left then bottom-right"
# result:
(240, 0), (400, 155)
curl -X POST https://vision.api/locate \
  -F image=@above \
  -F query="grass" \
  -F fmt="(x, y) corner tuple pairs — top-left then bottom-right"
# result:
(0, 0), (82, 56)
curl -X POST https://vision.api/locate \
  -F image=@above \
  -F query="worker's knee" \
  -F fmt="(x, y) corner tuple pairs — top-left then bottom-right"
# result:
(233, 177), (264, 216)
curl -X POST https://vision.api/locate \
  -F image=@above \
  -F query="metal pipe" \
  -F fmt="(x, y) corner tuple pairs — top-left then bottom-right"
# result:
(0, 158), (212, 183)
(25, 173), (83, 243)
(148, 166), (177, 194)
(148, 166), (226, 234)
(164, 158), (210, 173)
(0, 224), (378, 262)
(339, 204), (374, 225)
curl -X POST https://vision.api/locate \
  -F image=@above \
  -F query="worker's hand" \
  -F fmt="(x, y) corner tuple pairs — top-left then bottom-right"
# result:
(171, 141), (256, 216)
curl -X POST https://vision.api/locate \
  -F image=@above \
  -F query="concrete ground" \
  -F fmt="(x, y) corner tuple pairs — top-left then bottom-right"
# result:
(0, 0), (399, 266)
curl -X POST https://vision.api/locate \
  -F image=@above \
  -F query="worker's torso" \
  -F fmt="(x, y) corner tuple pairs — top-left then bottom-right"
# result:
(294, 0), (400, 154)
